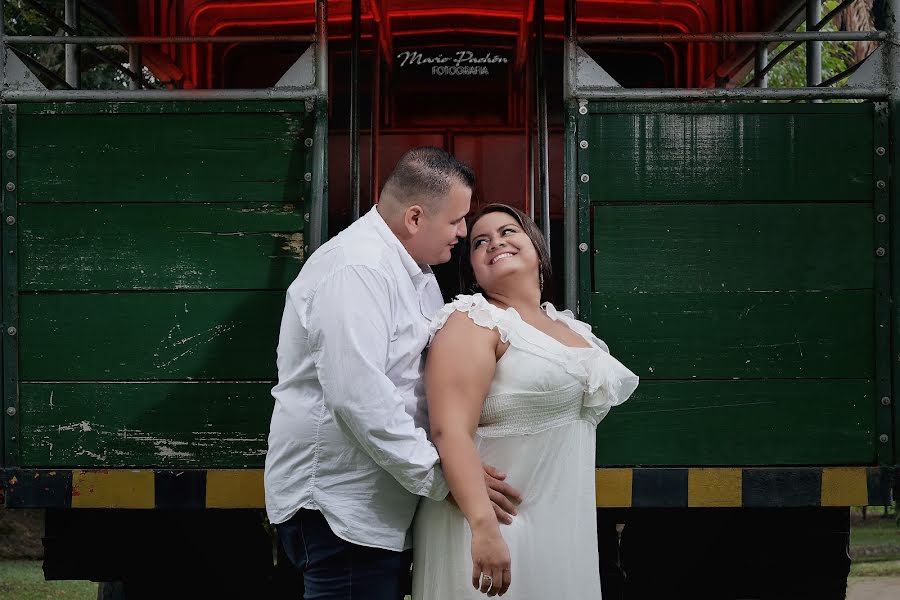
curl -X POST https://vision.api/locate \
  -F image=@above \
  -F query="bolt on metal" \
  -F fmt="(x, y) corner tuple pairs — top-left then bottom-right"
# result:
(5, 216), (15, 225)
(877, 214), (887, 223)
(6, 182), (15, 192)
(6, 407), (15, 417)
(7, 326), (16, 336)
(305, 138), (313, 147)
(877, 247), (886, 257)
(877, 180), (887, 190)
(579, 140), (589, 149)
(579, 106), (588, 115)
(5, 150), (15, 159)
(877, 146), (886, 156)
(881, 396), (891, 406)
(580, 174), (590, 183)
(304, 213), (310, 222)
(579, 243), (589, 252)
(879, 434), (889, 443)
(304, 172), (312, 182)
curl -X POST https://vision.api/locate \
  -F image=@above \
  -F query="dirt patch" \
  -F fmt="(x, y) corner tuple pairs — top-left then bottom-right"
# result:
(0, 509), (43, 559)
(847, 577), (900, 600)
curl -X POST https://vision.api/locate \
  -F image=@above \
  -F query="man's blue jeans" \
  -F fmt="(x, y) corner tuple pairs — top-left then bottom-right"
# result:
(277, 509), (413, 600)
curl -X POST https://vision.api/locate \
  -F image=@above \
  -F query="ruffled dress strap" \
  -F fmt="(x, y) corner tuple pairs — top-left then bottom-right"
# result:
(428, 293), (515, 344)
(541, 302), (640, 425)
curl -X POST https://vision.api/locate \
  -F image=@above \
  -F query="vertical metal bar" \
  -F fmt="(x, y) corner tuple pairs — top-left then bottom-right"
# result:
(309, 0), (329, 251)
(128, 45), (142, 90)
(316, 0), (328, 97)
(525, 28), (534, 219)
(886, 0), (900, 464)
(755, 43), (768, 88)
(575, 102), (592, 324)
(807, 0), (821, 101)
(65, 0), (80, 89)
(535, 0), (550, 254)
(370, 27), (382, 207)
(310, 98), (328, 252)
(874, 102), (892, 466)
(350, 0), (360, 221)
(563, 0), (577, 310)
(2, 104), (19, 466)
(0, 0), (7, 91)
(0, 0), (5, 465)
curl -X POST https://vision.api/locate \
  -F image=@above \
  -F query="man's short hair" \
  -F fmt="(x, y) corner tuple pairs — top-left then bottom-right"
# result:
(380, 147), (475, 210)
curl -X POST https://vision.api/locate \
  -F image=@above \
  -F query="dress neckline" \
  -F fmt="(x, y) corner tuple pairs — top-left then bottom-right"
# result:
(485, 298), (595, 352)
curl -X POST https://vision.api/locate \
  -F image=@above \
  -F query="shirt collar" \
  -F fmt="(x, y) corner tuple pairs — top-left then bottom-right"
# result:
(365, 205), (432, 280)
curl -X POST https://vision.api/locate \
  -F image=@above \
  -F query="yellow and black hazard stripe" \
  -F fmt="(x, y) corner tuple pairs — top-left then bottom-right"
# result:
(3, 469), (263, 509)
(595, 466), (895, 508)
(2, 467), (896, 509)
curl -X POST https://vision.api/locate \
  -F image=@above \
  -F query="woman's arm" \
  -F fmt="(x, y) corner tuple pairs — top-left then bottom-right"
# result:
(426, 311), (511, 596)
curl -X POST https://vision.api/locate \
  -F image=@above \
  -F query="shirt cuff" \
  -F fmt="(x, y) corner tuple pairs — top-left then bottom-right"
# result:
(417, 464), (450, 501)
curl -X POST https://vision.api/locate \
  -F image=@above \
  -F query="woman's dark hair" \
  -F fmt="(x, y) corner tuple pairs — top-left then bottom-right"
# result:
(459, 203), (554, 304)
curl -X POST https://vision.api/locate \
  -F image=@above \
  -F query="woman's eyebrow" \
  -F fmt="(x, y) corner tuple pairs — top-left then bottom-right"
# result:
(472, 222), (519, 241)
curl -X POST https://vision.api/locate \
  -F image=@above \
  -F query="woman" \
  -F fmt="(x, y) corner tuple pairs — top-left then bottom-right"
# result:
(412, 203), (639, 598)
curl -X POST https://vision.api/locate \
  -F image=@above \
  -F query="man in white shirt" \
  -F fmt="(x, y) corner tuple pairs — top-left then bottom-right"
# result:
(265, 147), (521, 599)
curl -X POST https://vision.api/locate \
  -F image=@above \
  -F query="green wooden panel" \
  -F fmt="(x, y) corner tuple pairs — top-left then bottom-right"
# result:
(585, 107), (873, 202)
(592, 204), (873, 293)
(596, 380), (876, 466)
(20, 203), (304, 291)
(18, 382), (271, 467)
(19, 292), (284, 380)
(592, 291), (873, 379)
(18, 107), (313, 203)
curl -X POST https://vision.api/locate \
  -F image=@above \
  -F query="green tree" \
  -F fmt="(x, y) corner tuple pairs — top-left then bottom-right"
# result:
(759, 0), (870, 89)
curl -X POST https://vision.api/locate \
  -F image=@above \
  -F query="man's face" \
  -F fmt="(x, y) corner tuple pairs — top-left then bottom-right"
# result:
(408, 181), (472, 265)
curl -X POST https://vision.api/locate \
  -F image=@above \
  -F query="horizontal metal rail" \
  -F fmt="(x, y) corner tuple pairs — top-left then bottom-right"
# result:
(2, 34), (316, 45)
(575, 86), (887, 100)
(577, 31), (887, 44)
(1, 87), (321, 102)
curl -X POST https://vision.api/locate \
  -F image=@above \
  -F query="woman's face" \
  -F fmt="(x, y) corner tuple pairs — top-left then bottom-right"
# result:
(469, 211), (540, 294)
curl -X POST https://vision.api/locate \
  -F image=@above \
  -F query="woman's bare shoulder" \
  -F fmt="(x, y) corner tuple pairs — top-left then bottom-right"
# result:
(434, 309), (501, 344)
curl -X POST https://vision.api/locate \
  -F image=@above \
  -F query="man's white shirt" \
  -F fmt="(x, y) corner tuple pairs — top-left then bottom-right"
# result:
(264, 205), (449, 551)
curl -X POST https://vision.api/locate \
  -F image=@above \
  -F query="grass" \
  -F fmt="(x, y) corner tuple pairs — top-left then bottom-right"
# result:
(0, 561), (95, 600)
(850, 560), (900, 578)
(850, 508), (900, 567)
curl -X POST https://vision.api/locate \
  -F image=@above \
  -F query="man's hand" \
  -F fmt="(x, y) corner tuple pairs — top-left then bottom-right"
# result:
(446, 463), (522, 524)
(482, 463), (522, 524)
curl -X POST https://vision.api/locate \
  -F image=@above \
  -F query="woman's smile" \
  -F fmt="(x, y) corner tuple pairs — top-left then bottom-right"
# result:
(489, 251), (516, 265)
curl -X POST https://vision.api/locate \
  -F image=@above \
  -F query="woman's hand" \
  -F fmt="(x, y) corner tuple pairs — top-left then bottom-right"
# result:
(470, 521), (511, 596)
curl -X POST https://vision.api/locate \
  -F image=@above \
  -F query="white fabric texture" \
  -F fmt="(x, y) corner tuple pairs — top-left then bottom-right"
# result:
(264, 206), (448, 552)
(412, 293), (638, 599)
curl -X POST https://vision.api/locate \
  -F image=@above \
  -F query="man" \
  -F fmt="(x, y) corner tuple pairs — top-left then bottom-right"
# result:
(265, 147), (521, 599)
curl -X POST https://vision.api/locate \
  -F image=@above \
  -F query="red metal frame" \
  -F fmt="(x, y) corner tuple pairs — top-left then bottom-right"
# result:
(114, 0), (793, 90)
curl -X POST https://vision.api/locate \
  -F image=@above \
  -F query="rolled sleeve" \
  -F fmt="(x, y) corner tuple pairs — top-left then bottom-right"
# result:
(307, 265), (448, 500)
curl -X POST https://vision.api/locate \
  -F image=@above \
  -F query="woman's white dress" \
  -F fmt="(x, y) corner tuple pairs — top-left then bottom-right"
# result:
(412, 294), (639, 599)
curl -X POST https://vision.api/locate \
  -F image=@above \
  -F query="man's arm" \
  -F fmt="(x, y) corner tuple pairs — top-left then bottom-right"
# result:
(307, 265), (448, 500)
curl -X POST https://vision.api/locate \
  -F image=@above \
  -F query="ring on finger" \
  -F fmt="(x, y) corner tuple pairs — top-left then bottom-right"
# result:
(480, 573), (493, 592)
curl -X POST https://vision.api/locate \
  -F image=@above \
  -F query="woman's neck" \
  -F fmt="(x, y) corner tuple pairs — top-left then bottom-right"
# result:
(484, 286), (543, 318)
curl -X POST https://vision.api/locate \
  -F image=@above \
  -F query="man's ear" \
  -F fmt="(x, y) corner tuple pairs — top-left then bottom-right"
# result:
(404, 204), (424, 233)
